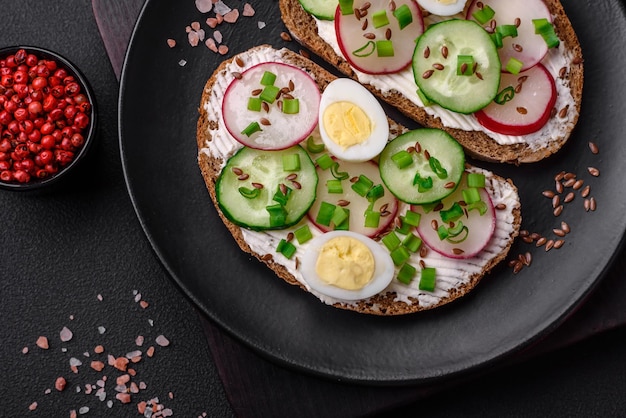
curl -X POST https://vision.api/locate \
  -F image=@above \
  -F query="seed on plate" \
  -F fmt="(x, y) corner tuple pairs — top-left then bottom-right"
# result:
(513, 261), (523, 274)
(581, 185), (591, 198)
(536, 237), (547, 247)
(545, 240), (555, 251)
(433, 63), (445, 71)
(423, 46), (430, 59)
(530, 232), (542, 241)
(587, 166), (600, 177)
(431, 220), (439, 230)
(572, 179), (584, 190)
(232, 71), (242, 80)
(285, 173), (298, 181)
(420, 246), (429, 258)
(280, 183), (287, 195)
(361, 19), (368, 31)
(513, 43), (523, 52)
(262, 253), (273, 261)
(452, 248), (464, 255)
(337, 200), (350, 207)
(564, 192), (575, 203)
(299, 49), (310, 59)
(363, 32), (376, 39)
(542, 190), (555, 198)
(291, 180), (302, 190)
(590, 197), (597, 211)
(554, 239), (565, 249)
(553, 205), (564, 217)
(555, 180), (564, 194)
(385, 28), (392, 40)
(552, 195), (560, 208)
(389, 0), (396, 11)
(520, 230), (530, 237)
(235, 57), (244, 67)
(434, 202), (444, 212)
(558, 105), (569, 118)
(522, 236), (534, 244)
(444, 182), (456, 189)
(286, 232), (294, 242)
(553, 228), (566, 237)
(495, 203), (507, 210)
(260, 118), (271, 126)
(251, 88), (262, 96)
(563, 178), (576, 188)
(584, 198), (591, 212)
(262, 102), (269, 112)
(424, 149), (431, 160)
(280, 32), (292, 42)
(514, 17), (521, 27)
(561, 221), (571, 234)
(588, 141), (599, 154)
(289, 80), (295, 91)
(555, 171), (566, 181)
(232, 167), (243, 175)
(524, 252), (532, 266)
(476, 72), (484, 80)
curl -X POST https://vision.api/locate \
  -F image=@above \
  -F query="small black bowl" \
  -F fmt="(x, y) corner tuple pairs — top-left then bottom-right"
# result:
(0, 45), (97, 191)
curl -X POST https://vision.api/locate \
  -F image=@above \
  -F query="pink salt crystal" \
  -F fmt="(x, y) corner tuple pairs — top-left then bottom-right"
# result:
(195, 0), (213, 13)
(205, 38), (218, 53)
(55, 376), (67, 391)
(60, 326), (73, 342)
(28, 401), (38, 411)
(167, 39), (176, 48)
(36, 336), (49, 349)
(116, 393), (131, 404)
(243, 3), (255, 17)
(206, 17), (218, 28)
(22, 346), (28, 354)
(216, 13), (224, 24)
(191, 21), (201, 31)
(156, 335), (170, 347)
(218, 45), (229, 55)
(188, 31), (200, 47)
(223, 9), (240, 24)
(213, 30), (223, 44)
(97, 294), (103, 301)
(135, 335), (144, 346)
(146, 346), (155, 357)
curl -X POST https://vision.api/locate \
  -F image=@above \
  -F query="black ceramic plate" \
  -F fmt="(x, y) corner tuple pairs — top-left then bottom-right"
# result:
(119, 0), (626, 383)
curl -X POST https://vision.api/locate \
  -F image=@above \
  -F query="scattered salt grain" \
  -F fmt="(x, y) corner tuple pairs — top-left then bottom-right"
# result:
(205, 38), (218, 53)
(60, 326), (73, 342)
(243, 3), (255, 17)
(97, 294), (103, 301)
(179, 59), (187, 67)
(213, 30), (223, 44)
(28, 401), (38, 411)
(258, 21), (266, 30)
(148, 319), (154, 326)
(98, 326), (106, 334)
(223, 8), (239, 24)
(94, 345), (105, 354)
(79, 406), (89, 414)
(206, 17), (218, 28)
(70, 357), (83, 367)
(107, 400), (113, 408)
(135, 335), (144, 346)
(126, 350), (142, 359)
(167, 39), (177, 48)
(213, 0), (231, 15)
(91, 360), (105, 372)
(116, 393), (132, 404)
(218, 45), (229, 55)
(22, 346), (29, 354)
(44, 388), (51, 394)
(195, 0), (213, 13)
(83, 351), (90, 357)
(139, 300), (149, 309)
(55, 377), (67, 391)
(36, 336), (49, 349)
(156, 335), (170, 347)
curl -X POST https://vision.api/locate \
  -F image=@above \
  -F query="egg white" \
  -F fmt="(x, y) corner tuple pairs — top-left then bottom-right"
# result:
(318, 78), (389, 162)
(418, 0), (468, 16)
(300, 231), (395, 301)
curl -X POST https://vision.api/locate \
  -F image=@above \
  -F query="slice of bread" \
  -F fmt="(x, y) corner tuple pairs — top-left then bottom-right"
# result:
(197, 45), (521, 315)
(279, 0), (584, 164)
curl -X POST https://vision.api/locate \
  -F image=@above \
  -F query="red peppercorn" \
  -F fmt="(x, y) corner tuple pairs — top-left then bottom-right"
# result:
(64, 82), (80, 97)
(25, 54), (38, 67)
(31, 76), (47, 90)
(13, 169), (30, 183)
(73, 113), (89, 130)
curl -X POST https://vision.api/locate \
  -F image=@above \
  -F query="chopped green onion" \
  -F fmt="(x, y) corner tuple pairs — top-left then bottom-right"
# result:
(403, 210), (421, 227)
(462, 187), (481, 205)
(376, 40), (394, 57)
(273, 185), (292, 206)
(413, 172), (433, 193)
(241, 121), (262, 137)
(306, 136), (325, 154)
(390, 246), (411, 266)
(326, 179), (343, 194)
(331, 206), (349, 228)
(276, 239), (297, 259)
(316, 154), (334, 170)
(440, 202), (463, 223)
(506, 57), (524, 75)
(338, 0), (354, 15)
(416, 88), (434, 107)
(496, 24), (518, 39)
(467, 173), (486, 188)
(238, 187), (261, 199)
(491, 31), (503, 49)
(402, 233), (422, 253)
(316, 201), (336, 227)
(420, 201), (439, 213)
(382, 231), (401, 251)
(437, 225), (449, 240)
(395, 216), (412, 235)
(428, 156), (448, 179)
(494, 86), (515, 105)
(351, 175), (374, 197)
(392, 4), (413, 30)
(247, 97), (262, 112)
(372, 9), (390, 28)
(366, 184), (384, 202)
(533, 18), (560, 48)
(446, 222), (469, 244)
(364, 210), (380, 228)
(391, 150), (413, 169)
(353, 41), (376, 58)
(457, 55), (475, 76)
(294, 225), (313, 244)
(334, 208), (350, 230)
(260, 71), (277, 86)
(397, 263), (417, 284)
(472, 4), (495, 25)
(266, 204), (287, 228)
(467, 200), (488, 216)
(282, 98), (300, 114)
(419, 267), (437, 292)
(260, 85), (280, 104)
(282, 154), (301, 172)
(330, 162), (349, 180)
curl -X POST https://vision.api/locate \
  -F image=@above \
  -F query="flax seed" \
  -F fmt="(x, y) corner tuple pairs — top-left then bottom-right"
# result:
(524, 252), (532, 266)
(476, 72), (484, 80)
(561, 221), (570, 234)
(556, 180), (564, 194)
(232, 71), (242, 80)
(389, 0), (396, 11)
(422, 69), (434, 79)
(262, 253), (273, 261)
(590, 197), (597, 211)
(262, 102), (270, 112)
(444, 182), (456, 189)
(286, 232), (294, 242)
(564, 172), (576, 180)
(237, 173), (249, 181)
(545, 240), (555, 251)
(232, 167), (243, 175)
(235, 57), (244, 67)
(441, 45), (448, 59)
(280, 183), (287, 195)
(572, 179), (584, 190)
(558, 105), (569, 118)
(536, 237), (547, 247)
(588, 141), (599, 154)
(555, 171), (566, 181)
(280, 32), (292, 42)
(530, 232), (542, 241)
(554, 239), (565, 249)
(508, 259), (518, 268)
(363, 32), (376, 39)
(385, 28), (392, 40)
(496, 203), (507, 210)
(434, 202), (444, 212)
(453, 248), (464, 255)
(514, 17), (521, 27)
(563, 178), (576, 188)
(522, 236), (534, 244)
(299, 49), (310, 59)
(564, 192), (575, 203)
(337, 200), (350, 207)
(552, 195), (560, 208)
(260, 118), (271, 126)
(251, 182), (264, 189)
(420, 246), (428, 258)
(419, 260), (426, 269)
(559, 66), (567, 78)
(460, 63), (468, 74)
(285, 173), (298, 181)
(513, 43), (523, 52)
(361, 1), (371, 10)
(520, 230), (530, 237)
(431, 219), (439, 230)
(581, 185), (590, 198)
(553, 205), (564, 217)
(291, 181), (302, 190)
(361, 19), (368, 30)
(423, 46), (430, 59)
(584, 198), (591, 212)
(553, 228), (566, 237)
(424, 149), (431, 159)
(542, 190), (555, 198)
(587, 167), (600, 177)
(251, 88), (262, 96)
(513, 262), (523, 274)
(433, 63), (445, 70)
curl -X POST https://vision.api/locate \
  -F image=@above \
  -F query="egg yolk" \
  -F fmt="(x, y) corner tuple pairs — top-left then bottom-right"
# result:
(322, 102), (372, 149)
(315, 236), (375, 290)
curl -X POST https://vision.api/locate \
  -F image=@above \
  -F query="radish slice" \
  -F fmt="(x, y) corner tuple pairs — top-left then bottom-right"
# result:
(475, 63), (556, 136)
(222, 62), (320, 150)
(335, 0), (424, 75)
(308, 159), (398, 238)
(413, 172), (495, 259)
(466, 0), (552, 72)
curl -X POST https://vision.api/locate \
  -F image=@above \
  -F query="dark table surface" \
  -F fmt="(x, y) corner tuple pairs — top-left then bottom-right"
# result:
(3, 1), (626, 417)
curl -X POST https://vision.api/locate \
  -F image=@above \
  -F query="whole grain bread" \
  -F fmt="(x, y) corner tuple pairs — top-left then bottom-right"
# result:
(197, 45), (521, 315)
(279, 0), (584, 164)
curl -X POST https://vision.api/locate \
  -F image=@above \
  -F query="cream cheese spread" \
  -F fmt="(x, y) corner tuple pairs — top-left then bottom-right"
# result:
(314, 15), (578, 150)
(200, 46), (519, 312)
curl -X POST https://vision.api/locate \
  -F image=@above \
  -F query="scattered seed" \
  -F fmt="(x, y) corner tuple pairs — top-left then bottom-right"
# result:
(555, 180), (564, 194)
(554, 239), (565, 249)
(423, 46), (430, 59)
(524, 252), (532, 266)
(559, 66), (567, 78)
(419, 246), (429, 258)
(441, 45), (448, 59)
(251, 88), (262, 96)
(553, 228), (566, 237)
(235, 56), (244, 67)
(251, 182), (263, 189)
(522, 236), (534, 244)
(419, 260), (427, 269)
(530, 232), (542, 241)
(513, 261), (523, 274)
(361, 19), (368, 30)
(542, 190), (555, 198)
(512, 43), (523, 52)
(431, 219), (439, 230)
(516, 107), (528, 115)
(588, 141), (599, 154)
(536, 237), (547, 247)
(553, 205), (563, 217)
(422, 69), (434, 79)
(558, 105), (569, 118)
(385, 28), (392, 40)
(584, 198), (591, 212)
(572, 179), (584, 190)
(363, 32), (376, 39)
(279, 183), (287, 195)
(337, 200), (350, 207)
(564, 192), (575, 203)
(514, 17), (521, 27)
(389, 0), (397, 11)
(520, 230), (530, 237)
(237, 173), (249, 181)
(299, 49), (310, 59)
(561, 221), (570, 234)
(260, 117), (271, 126)
(262, 102), (270, 112)
(581, 185), (591, 198)
(590, 197), (597, 211)
(280, 32), (292, 42)
(453, 248), (464, 255)
(291, 181), (302, 190)
(433, 63), (445, 71)
(563, 178), (576, 188)
(552, 195), (560, 208)
(424, 149), (431, 160)
(286, 232), (294, 242)
(495, 203), (507, 210)
(545, 240), (555, 251)
(434, 202), (444, 212)
(587, 166), (600, 177)
(444, 182), (456, 189)
(555, 171), (566, 181)
(285, 173), (298, 181)
(476, 72), (484, 80)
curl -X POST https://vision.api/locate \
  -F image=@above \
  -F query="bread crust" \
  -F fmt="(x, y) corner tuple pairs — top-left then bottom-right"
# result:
(197, 46), (521, 315)
(279, 0), (584, 164)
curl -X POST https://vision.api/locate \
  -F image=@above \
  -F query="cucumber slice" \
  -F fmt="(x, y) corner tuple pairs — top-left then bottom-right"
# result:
(217, 145), (318, 230)
(379, 129), (465, 204)
(298, 0), (338, 20)
(413, 19), (501, 114)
